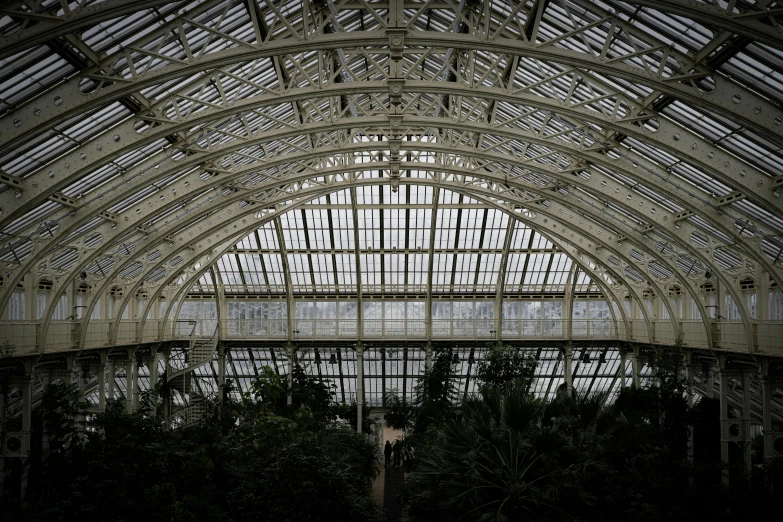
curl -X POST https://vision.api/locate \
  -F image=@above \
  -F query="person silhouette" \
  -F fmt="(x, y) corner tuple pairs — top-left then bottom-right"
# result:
(392, 439), (401, 468)
(384, 440), (393, 468)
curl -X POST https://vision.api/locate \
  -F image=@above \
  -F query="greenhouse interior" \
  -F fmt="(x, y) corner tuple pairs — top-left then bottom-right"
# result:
(0, 0), (782, 520)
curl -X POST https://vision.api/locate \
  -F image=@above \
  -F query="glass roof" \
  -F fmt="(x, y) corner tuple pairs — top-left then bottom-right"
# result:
(0, 0), (780, 322)
(195, 186), (578, 297)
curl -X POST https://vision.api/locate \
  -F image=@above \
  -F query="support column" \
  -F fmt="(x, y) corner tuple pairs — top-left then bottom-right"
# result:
(620, 347), (627, 389)
(163, 349), (171, 429)
(125, 348), (136, 414)
(286, 342), (294, 407)
(0, 378), (6, 499)
(24, 272), (35, 321)
(424, 341), (432, 370)
(718, 356), (730, 485)
(684, 355), (699, 465)
(132, 352), (141, 412)
(217, 344), (226, 405)
(107, 360), (115, 401)
(564, 343), (573, 396)
(96, 364), (106, 412)
(631, 346), (641, 389)
(757, 272), (770, 321)
(757, 358), (780, 460)
(19, 359), (34, 498)
(148, 349), (159, 390)
(741, 370), (752, 474)
(356, 340), (364, 434)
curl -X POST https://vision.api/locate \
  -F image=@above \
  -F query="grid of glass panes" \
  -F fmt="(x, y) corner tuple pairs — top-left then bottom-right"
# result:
(363, 301), (426, 338)
(224, 299), (287, 338)
(501, 300), (564, 338)
(431, 300), (496, 339)
(571, 300), (614, 338)
(293, 300), (357, 338)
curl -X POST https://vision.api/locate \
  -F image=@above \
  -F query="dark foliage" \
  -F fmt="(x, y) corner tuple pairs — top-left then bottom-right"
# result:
(1, 364), (382, 522)
(401, 344), (782, 522)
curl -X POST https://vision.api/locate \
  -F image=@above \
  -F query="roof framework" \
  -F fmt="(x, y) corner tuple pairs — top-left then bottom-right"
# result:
(0, 0), (781, 358)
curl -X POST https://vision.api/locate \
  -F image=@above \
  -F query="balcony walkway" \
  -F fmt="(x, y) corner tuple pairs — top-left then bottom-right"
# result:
(2, 319), (782, 357)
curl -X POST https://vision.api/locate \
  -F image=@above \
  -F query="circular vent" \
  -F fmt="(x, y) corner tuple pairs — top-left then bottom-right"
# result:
(6, 435), (21, 452)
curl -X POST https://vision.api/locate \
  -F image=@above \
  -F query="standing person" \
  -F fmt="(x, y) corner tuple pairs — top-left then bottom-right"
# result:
(384, 440), (393, 468)
(392, 439), (401, 468)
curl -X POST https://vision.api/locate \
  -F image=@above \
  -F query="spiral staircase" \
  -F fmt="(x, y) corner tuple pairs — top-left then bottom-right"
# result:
(167, 324), (219, 427)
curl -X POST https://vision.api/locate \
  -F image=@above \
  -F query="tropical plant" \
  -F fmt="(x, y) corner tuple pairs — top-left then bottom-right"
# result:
(1, 368), (383, 522)
(404, 380), (600, 521)
(474, 344), (537, 393)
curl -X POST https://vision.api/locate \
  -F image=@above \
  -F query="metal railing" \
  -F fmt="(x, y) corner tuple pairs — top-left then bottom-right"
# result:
(0, 318), (779, 354)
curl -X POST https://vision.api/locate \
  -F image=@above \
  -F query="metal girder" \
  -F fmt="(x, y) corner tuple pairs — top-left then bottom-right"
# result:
(52, 175), (722, 357)
(4, 0), (780, 62)
(494, 219), (515, 342)
(612, 0), (783, 51)
(349, 187), (364, 341)
(3, 122), (776, 327)
(126, 179), (662, 357)
(425, 187), (439, 341)
(2, 95), (778, 289)
(24, 156), (703, 342)
(0, 0), (184, 60)
(6, 152), (755, 349)
(273, 217), (295, 342)
(3, 26), (782, 155)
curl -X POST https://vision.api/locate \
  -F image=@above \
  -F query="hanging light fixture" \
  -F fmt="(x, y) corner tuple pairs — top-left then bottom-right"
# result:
(314, 349), (322, 365)
(467, 349), (475, 365)
(329, 353), (338, 365)
(598, 352), (607, 364)
(581, 351), (591, 364)
(452, 352), (460, 364)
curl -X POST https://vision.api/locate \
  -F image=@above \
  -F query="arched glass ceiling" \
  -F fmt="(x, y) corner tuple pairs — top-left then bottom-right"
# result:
(0, 0), (781, 326)
(189, 186), (583, 297)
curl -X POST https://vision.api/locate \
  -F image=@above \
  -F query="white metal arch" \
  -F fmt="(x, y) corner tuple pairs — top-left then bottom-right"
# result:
(3, 116), (775, 320)
(3, 81), (777, 230)
(35, 161), (710, 350)
(3, 0), (781, 61)
(55, 175), (716, 353)
(135, 180), (654, 352)
(2, 25), (782, 154)
(26, 160), (740, 352)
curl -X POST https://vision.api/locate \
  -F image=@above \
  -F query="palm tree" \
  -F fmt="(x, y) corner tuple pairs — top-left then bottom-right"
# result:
(405, 380), (602, 521)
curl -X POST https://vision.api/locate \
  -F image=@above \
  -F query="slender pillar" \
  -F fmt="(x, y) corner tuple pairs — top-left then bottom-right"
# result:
(424, 341), (432, 370)
(0, 380), (5, 498)
(685, 360), (699, 464)
(148, 353), (159, 390)
(757, 272), (769, 321)
(356, 341), (364, 434)
(163, 350), (171, 429)
(718, 358), (730, 485)
(95, 364), (106, 412)
(564, 343), (573, 395)
(741, 371), (752, 473)
(132, 355), (141, 412)
(19, 360), (34, 498)
(620, 348), (627, 389)
(286, 342), (294, 407)
(24, 273), (35, 320)
(217, 344), (226, 405)
(125, 348), (136, 413)
(631, 346), (641, 389)
(107, 361), (115, 400)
